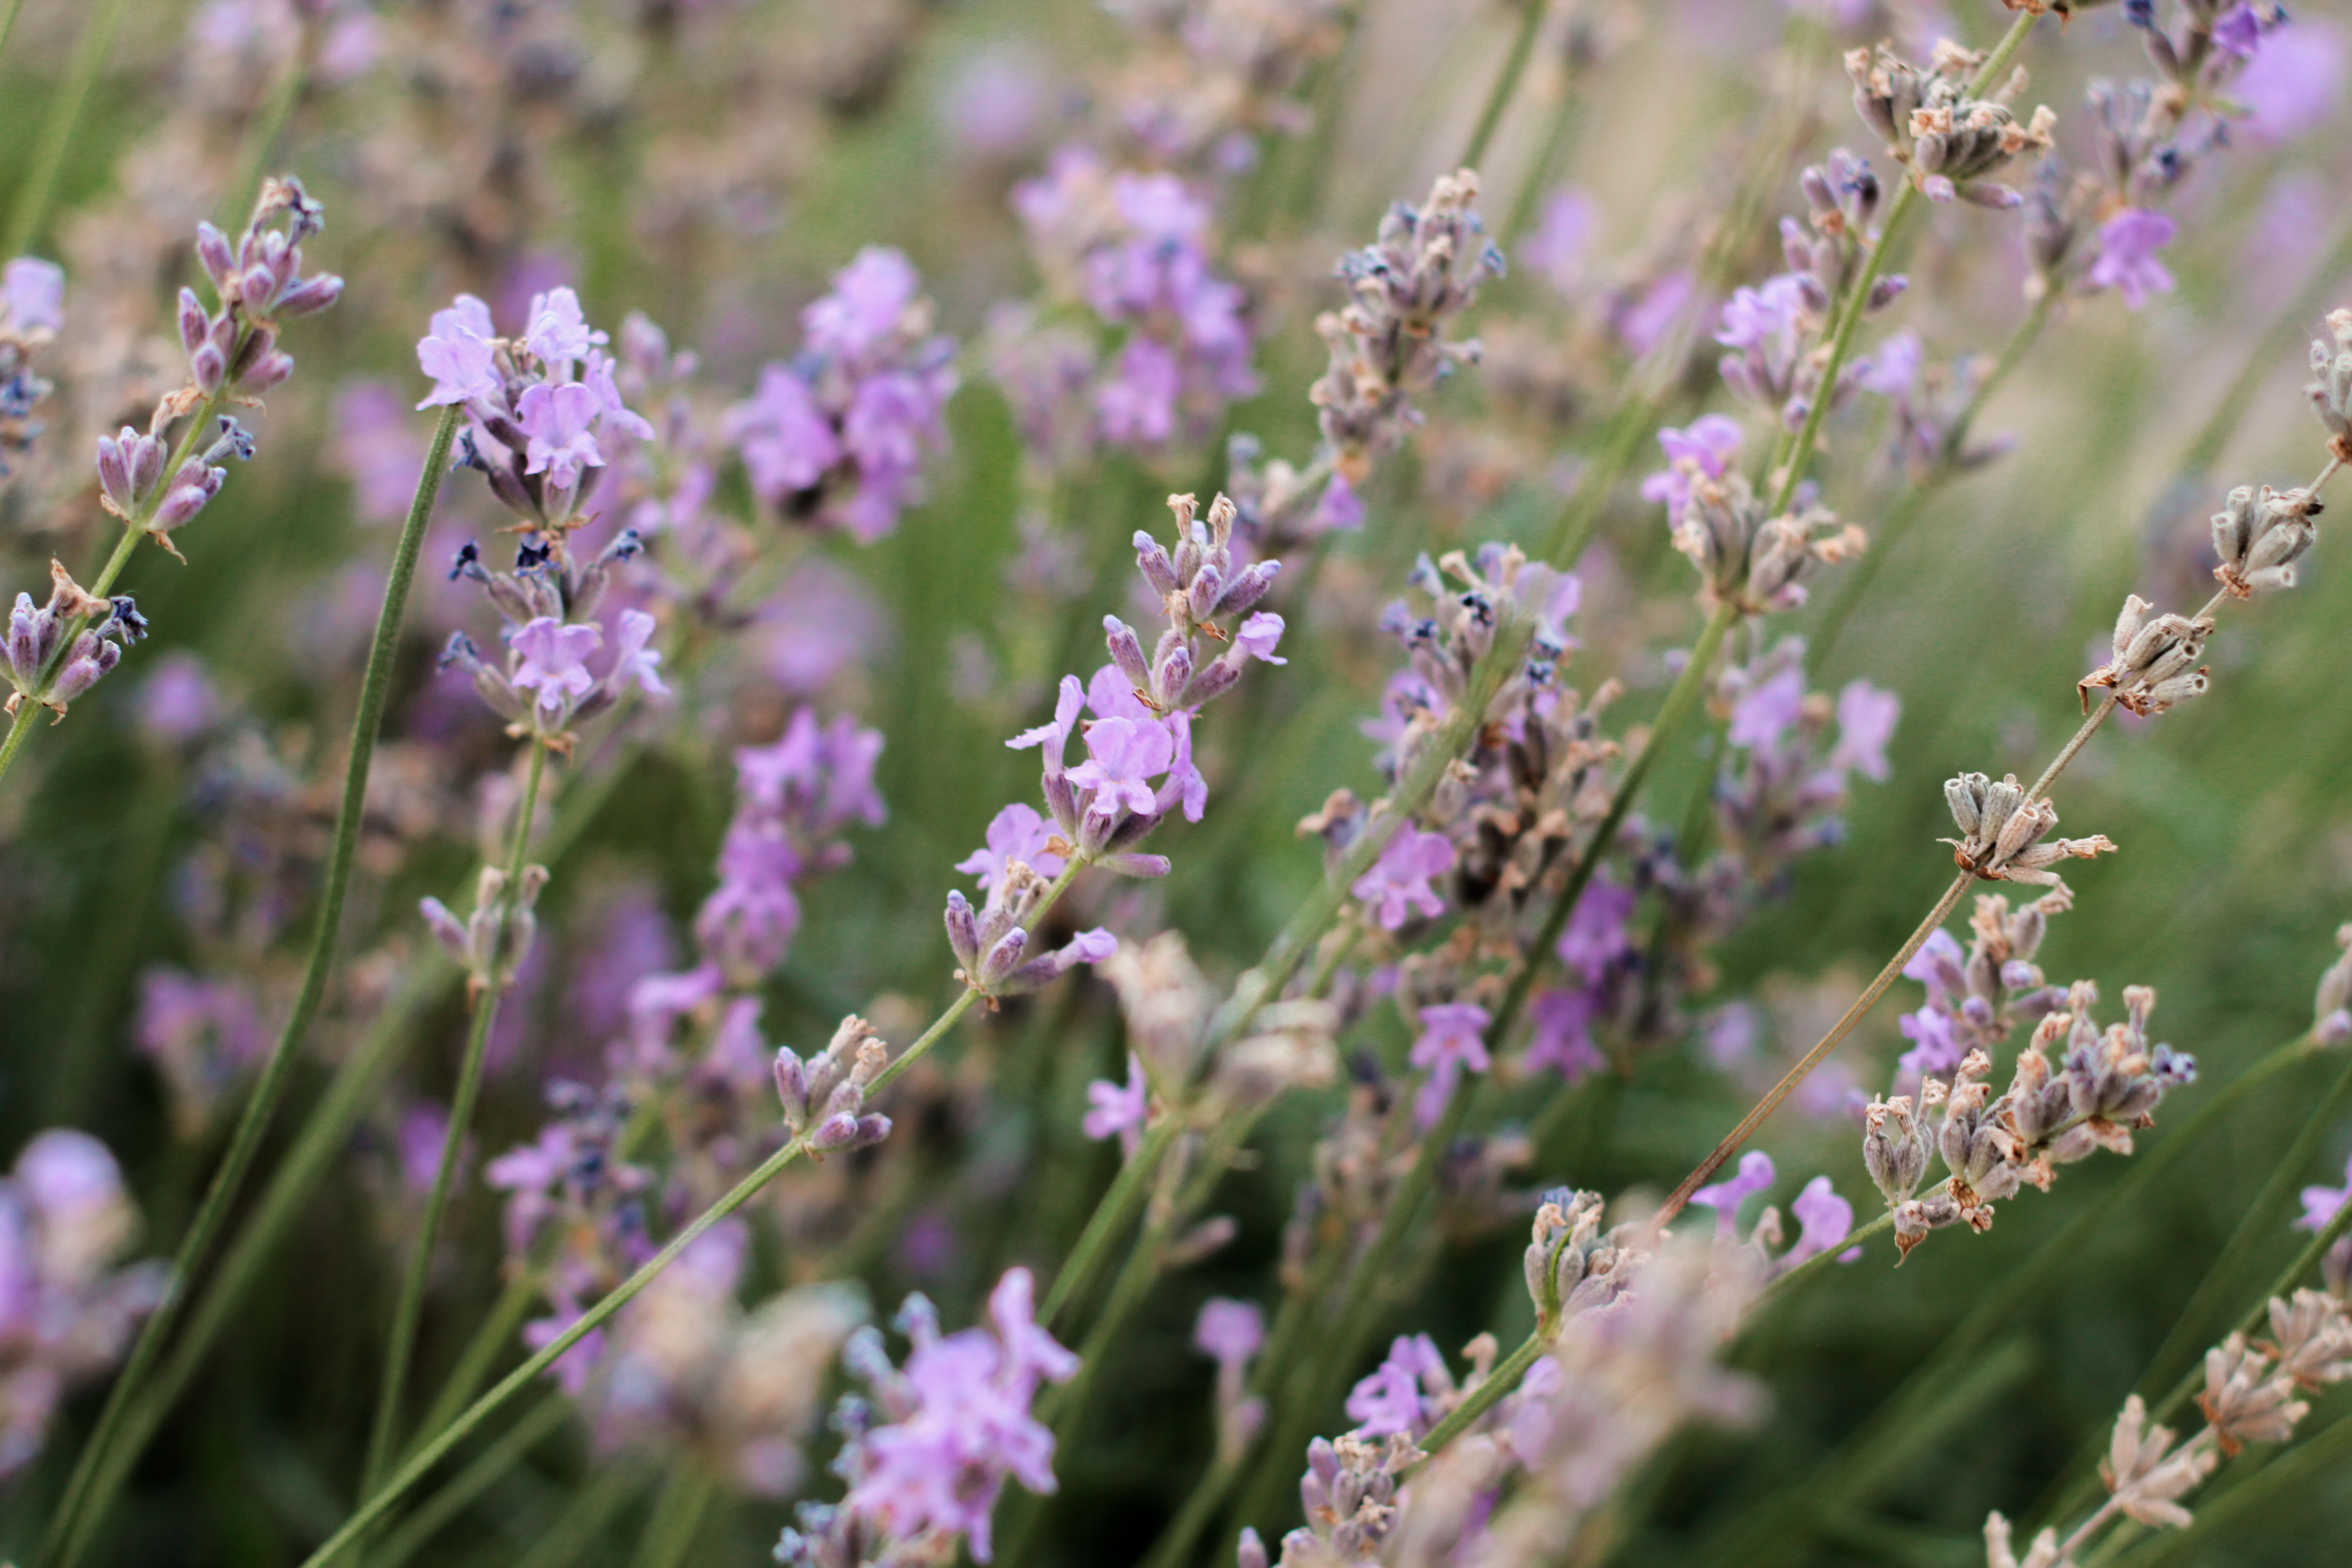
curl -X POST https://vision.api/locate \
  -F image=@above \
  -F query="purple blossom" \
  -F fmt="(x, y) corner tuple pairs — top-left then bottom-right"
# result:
(2086, 210), (2177, 310)
(2214, 2), (2266, 58)
(517, 382), (607, 489)
(2237, 18), (2346, 142)
(1857, 328), (1922, 397)
(805, 248), (918, 359)
(1715, 275), (1806, 353)
(1728, 664), (1807, 751)
(1639, 414), (1744, 526)
(1520, 186), (1593, 294)
(1193, 1298), (1264, 1368)
(1350, 827), (1455, 930)
(840, 1268), (1077, 1562)
(1902, 928), (1967, 998)
(1526, 987), (1605, 1081)
(415, 295), (501, 410)
(955, 803), (1068, 888)
(523, 285), (606, 369)
(133, 651), (217, 745)
(333, 382), (427, 522)
(1827, 680), (1899, 782)
(1344, 1333), (1442, 1437)
(1083, 1054), (1148, 1155)
(606, 609), (667, 698)
(1096, 336), (1182, 446)
(1555, 879), (1636, 987)
(1066, 716), (1175, 819)
(1613, 268), (1695, 357)
(1782, 1176), (1861, 1268)
(508, 617), (601, 715)
(2298, 1152), (2352, 1231)
(1688, 1149), (1775, 1240)
(1897, 1004), (1964, 1078)
(729, 365), (842, 497)
(2, 257), (64, 335)
(1231, 613), (1287, 666)
(1409, 1001), (1492, 1127)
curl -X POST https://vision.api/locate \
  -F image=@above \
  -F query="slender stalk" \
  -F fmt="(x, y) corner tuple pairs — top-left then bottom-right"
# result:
(1040, 1115), (1184, 1327)
(405, 1273), (541, 1467)
(1411, 1329), (1549, 1462)
(37, 405), (464, 1568)
(627, 1463), (716, 1568)
(2134, 1045), (2352, 1400)
(1458, 0), (1543, 172)
(1656, 871), (1970, 1229)
(53, 964), (448, 1568)
(0, 708), (34, 798)
(1, 0), (130, 258)
(365, 742), (551, 1494)
(368, 1395), (574, 1568)
(2107, 1407), (2352, 1568)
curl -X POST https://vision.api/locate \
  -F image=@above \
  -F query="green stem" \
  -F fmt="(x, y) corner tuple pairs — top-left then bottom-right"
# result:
(1411, 1329), (1550, 1462)
(405, 1273), (541, 1467)
(37, 404), (463, 1568)
(1498, 600), (1740, 1042)
(364, 743), (550, 1495)
(1458, 0), (1543, 172)
(2108, 1407), (2352, 1568)
(2137, 1045), (2352, 1400)
(1658, 870), (1972, 1229)
(0, 707), (34, 799)
(627, 1463), (716, 1568)
(368, 1395), (574, 1568)
(1, 0), (129, 258)
(54, 964), (448, 1568)
(1040, 1114), (1185, 1328)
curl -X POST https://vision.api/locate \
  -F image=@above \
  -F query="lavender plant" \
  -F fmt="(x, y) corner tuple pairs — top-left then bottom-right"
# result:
(1, 4), (2350, 1568)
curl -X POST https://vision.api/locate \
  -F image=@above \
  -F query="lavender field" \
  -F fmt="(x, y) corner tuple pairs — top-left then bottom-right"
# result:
(2, 1), (2351, 1564)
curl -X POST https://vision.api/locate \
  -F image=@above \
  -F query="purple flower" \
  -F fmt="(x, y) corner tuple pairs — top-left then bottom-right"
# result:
(842, 1268), (1077, 1563)
(1083, 1054), (1148, 1155)
(729, 365), (843, 499)
(1231, 612), (1287, 666)
(2297, 1152), (2352, 1231)
(523, 286), (606, 369)
(956, 803), (1068, 888)
(1344, 1333), (1442, 1436)
(805, 248), (919, 360)
(1521, 186), (1593, 294)
(2086, 210), (2177, 310)
(1555, 879), (1636, 987)
(1350, 827), (1455, 930)
(1857, 328), (1922, 397)
(2237, 18), (2346, 142)
(333, 382), (427, 522)
(2214, 2), (2266, 58)
(133, 651), (217, 745)
(1688, 1149), (1776, 1240)
(1526, 987), (1604, 1081)
(415, 295), (502, 410)
(1194, 1298), (1264, 1368)
(1782, 1176), (1860, 1268)
(1409, 1001), (1492, 1127)
(1097, 336), (1182, 447)
(1728, 664), (1807, 752)
(1067, 716), (1175, 818)
(1896, 1005), (1963, 1078)
(1827, 680), (1899, 782)
(509, 617), (601, 715)
(3, 257), (64, 335)
(1639, 414), (1744, 525)
(1902, 928), (1967, 998)
(1715, 275), (1806, 353)
(606, 609), (667, 698)
(517, 382), (607, 489)
(1613, 268), (1694, 356)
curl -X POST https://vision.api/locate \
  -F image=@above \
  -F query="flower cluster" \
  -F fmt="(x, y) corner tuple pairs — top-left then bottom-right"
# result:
(0, 1132), (166, 1476)
(1008, 152), (1258, 456)
(1892, 892), (2070, 1080)
(420, 285), (654, 530)
(1310, 168), (1505, 478)
(1685, 1153), (1860, 1275)
(773, 1014), (896, 1155)
(439, 530), (667, 748)
(1866, 984), (2196, 1258)
(2077, 593), (2213, 716)
(0, 256), (62, 480)
(696, 709), (887, 983)
(725, 248), (958, 541)
(1098, 0), (1351, 173)
(3, 560), (148, 721)
(2307, 307), (2352, 462)
(776, 1268), (1078, 1565)
(1941, 772), (2118, 893)
(1846, 39), (2055, 206)
(1668, 469), (1864, 615)
(420, 864), (552, 1000)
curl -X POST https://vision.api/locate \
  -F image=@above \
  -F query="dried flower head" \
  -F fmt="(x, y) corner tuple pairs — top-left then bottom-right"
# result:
(1942, 771), (2118, 892)
(1846, 39), (2056, 205)
(2077, 594), (2213, 715)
